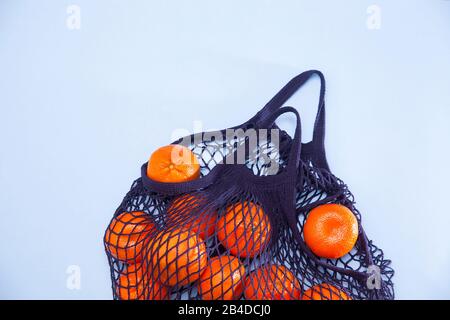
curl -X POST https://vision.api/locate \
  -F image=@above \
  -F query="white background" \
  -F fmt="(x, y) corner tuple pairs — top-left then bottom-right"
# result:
(0, 0), (449, 299)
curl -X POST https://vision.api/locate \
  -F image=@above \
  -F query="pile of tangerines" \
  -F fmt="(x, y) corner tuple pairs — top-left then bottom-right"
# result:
(105, 145), (358, 300)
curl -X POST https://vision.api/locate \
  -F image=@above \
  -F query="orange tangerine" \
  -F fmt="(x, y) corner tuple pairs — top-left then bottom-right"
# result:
(105, 211), (154, 263)
(147, 145), (200, 183)
(244, 265), (301, 300)
(302, 283), (351, 300)
(216, 201), (271, 258)
(198, 255), (246, 300)
(150, 228), (207, 287)
(304, 204), (358, 259)
(167, 194), (217, 240)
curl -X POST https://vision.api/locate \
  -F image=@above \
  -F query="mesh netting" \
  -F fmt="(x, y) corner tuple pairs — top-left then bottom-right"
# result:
(104, 71), (394, 300)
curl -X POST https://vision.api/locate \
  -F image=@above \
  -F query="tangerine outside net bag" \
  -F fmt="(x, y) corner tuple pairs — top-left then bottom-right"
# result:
(104, 70), (394, 300)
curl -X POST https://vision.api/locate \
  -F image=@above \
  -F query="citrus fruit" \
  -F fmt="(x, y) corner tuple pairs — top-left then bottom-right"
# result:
(302, 283), (351, 300)
(116, 271), (145, 300)
(147, 145), (200, 183)
(147, 279), (170, 300)
(116, 263), (147, 300)
(244, 264), (301, 300)
(105, 211), (154, 263)
(167, 194), (217, 240)
(116, 263), (169, 300)
(216, 201), (271, 258)
(198, 255), (246, 300)
(150, 228), (207, 287)
(303, 203), (358, 259)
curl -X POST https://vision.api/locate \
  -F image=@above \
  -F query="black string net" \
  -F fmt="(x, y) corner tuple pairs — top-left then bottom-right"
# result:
(104, 123), (394, 300)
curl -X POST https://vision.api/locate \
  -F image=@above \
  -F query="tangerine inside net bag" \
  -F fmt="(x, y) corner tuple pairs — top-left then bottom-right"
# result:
(104, 70), (394, 300)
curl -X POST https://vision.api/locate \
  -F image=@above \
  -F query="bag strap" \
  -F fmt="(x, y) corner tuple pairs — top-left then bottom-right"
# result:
(255, 106), (302, 177)
(250, 70), (329, 170)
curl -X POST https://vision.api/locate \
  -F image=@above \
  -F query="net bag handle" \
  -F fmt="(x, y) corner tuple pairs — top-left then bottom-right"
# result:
(250, 70), (329, 170)
(254, 106), (302, 179)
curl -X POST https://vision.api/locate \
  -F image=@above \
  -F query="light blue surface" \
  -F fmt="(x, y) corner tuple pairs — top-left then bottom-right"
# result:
(0, 0), (449, 299)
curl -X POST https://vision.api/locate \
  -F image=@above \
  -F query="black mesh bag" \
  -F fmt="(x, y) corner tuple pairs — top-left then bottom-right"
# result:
(104, 70), (394, 300)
